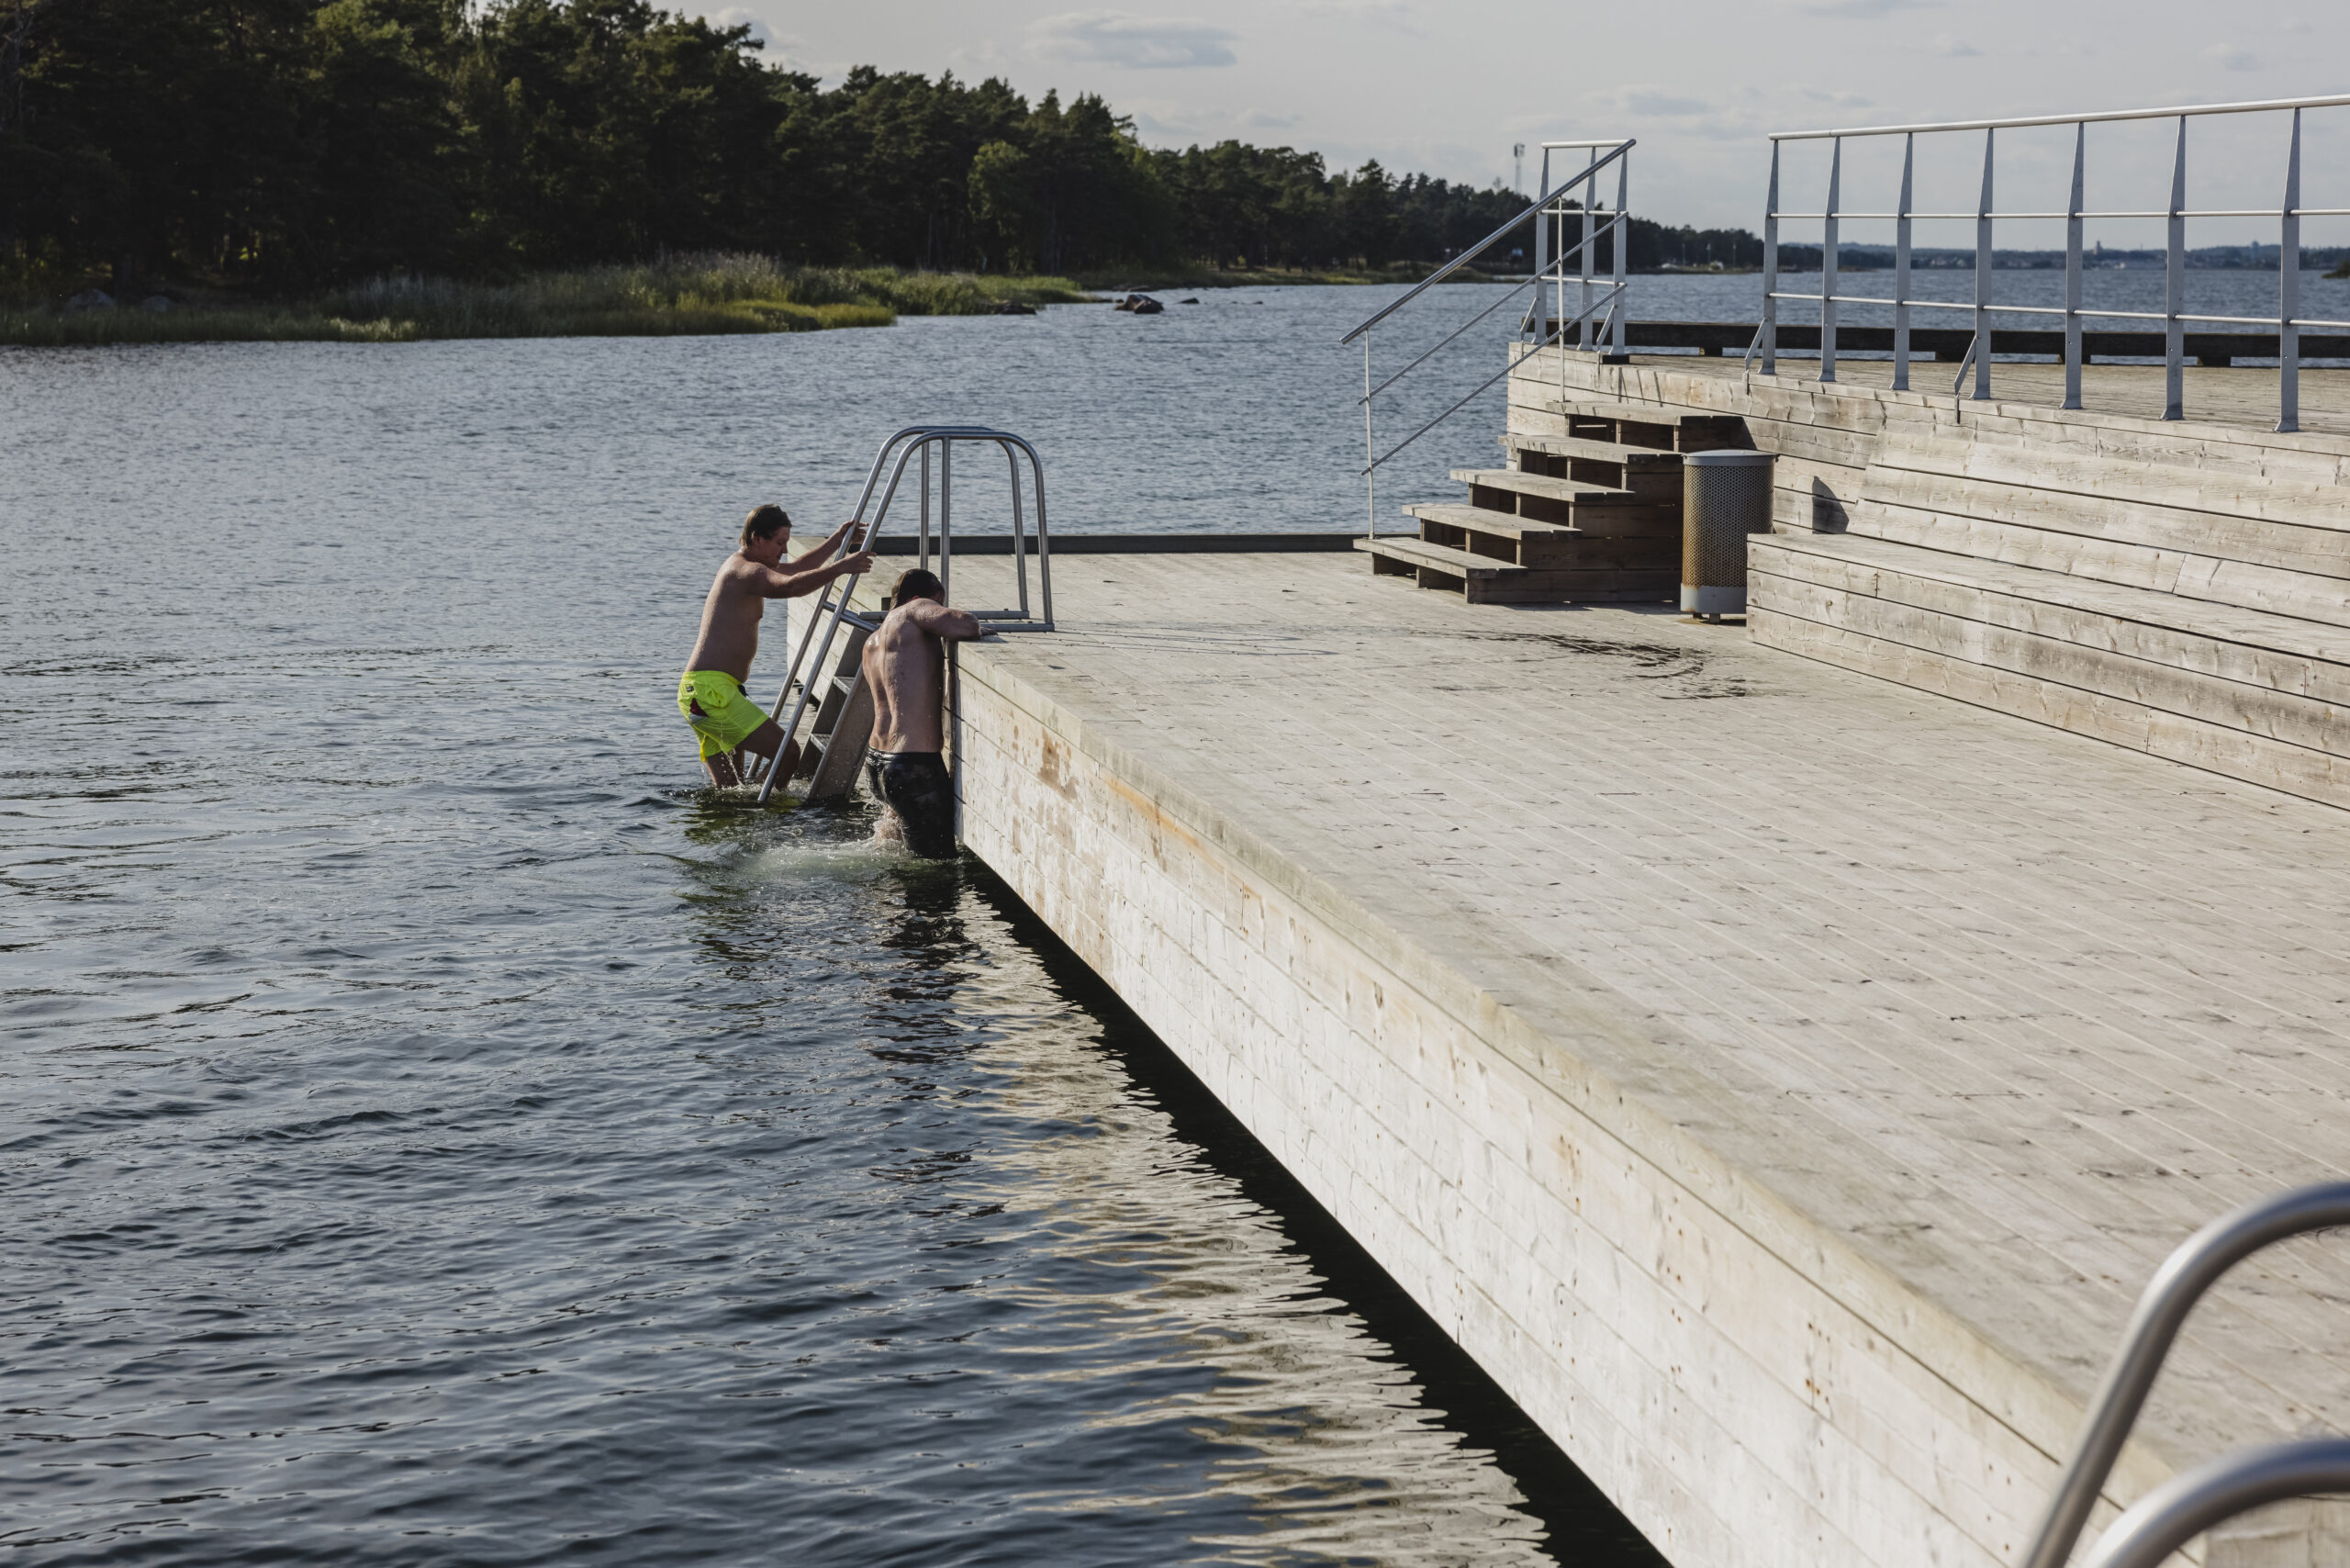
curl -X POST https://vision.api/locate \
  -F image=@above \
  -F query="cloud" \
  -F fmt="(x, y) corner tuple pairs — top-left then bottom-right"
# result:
(1930, 32), (1979, 56)
(2203, 42), (2259, 71)
(702, 6), (772, 47)
(1027, 12), (1239, 69)
(1622, 88), (1713, 117)
(1789, 0), (1936, 15)
(1286, 0), (1423, 34)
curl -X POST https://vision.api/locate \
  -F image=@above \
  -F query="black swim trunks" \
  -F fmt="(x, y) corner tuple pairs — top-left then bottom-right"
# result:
(867, 750), (957, 858)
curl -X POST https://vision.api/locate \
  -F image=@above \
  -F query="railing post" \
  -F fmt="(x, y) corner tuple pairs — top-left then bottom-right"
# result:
(2279, 108), (2301, 434)
(2165, 115), (2186, 420)
(1893, 133), (1913, 392)
(1762, 141), (1780, 375)
(1580, 149), (1597, 350)
(1612, 150), (1629, 357)
(1531, 147), (1550, 343)
(1362, 332), (1375, 538)
(1973, 126), (1994, 401)
(1820, 137), (1841, 382)
(2065, 121), (2085, 410)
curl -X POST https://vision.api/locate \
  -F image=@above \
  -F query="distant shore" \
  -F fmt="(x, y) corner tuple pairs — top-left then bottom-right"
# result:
(0, 256), (1090, 347)
(4, 257), (1593, 347)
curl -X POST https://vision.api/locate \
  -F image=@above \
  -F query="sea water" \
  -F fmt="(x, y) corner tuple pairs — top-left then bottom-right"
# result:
(0, 289), (1666, 1566)
(6, 270), (2327, 1562)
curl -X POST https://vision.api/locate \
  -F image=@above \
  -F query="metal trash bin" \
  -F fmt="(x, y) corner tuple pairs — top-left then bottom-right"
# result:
(1681, 450), (1775, 619)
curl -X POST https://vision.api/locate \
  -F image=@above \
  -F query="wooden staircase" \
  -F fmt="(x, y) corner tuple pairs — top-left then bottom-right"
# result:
(1356, 399), (1744, 604)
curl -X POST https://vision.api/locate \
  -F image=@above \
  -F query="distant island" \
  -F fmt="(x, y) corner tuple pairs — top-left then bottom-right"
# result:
(0, 0), (1764, 343)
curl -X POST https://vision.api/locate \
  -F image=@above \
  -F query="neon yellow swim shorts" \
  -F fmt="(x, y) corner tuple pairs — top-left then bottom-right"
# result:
(678, 670), (768, 759)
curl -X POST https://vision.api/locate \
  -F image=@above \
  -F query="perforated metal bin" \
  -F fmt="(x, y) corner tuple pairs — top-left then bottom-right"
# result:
(1681, 449), (1776, 618)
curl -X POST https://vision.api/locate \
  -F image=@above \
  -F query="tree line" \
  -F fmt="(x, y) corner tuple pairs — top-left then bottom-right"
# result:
(0, 0), (1768, 294)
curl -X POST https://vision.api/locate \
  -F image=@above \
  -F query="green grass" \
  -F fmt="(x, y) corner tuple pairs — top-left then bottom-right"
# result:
(0, 254), (1088, 346)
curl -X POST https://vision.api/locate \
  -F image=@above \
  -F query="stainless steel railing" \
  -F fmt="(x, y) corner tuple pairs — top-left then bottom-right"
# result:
(1338, 138), (1633, 537)
(2019, 1182), (2350, 1568)
(1759, 95), (2350, 431)
(749, 425), (1052, 806)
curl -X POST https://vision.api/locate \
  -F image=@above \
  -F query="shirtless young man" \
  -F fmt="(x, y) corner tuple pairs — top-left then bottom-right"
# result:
(678, 504), (875, 788)
(860, 568), (981, 857)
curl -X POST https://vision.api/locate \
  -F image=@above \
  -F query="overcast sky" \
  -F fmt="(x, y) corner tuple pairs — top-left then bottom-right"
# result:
(705, 1), (2350, 246)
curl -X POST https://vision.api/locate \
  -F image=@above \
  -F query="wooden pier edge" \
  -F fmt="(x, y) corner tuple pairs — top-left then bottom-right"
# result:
(941, 632), (2169, 1568)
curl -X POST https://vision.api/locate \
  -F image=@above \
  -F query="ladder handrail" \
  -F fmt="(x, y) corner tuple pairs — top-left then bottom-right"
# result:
(2076, 1438), (2350, 1568)
(751, 425), (1050, 805)
(2018, 1182), (2350, 1568)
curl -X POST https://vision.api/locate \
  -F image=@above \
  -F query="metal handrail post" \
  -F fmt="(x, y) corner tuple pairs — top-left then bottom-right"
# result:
(2014, 1182), (2350, 1568)
(919, 441), (932, 570)
(1821, 137), (1842, 382)
(1762, 143), (1780, 375)
(1363, 331), (1376, 538)
(2279, 108), (2302, 433)
(1027, 442), (1054, 631)
(1006, 440), (1030, 620)
(2064, 122), (2086, 410)
(1580, 150), (1596, 350)
(1893, 134), (1914, 392)
(2165, 116), (2188, 420)
(2076, 1439), (2350, 1568)
(1612, 151), (1629, 357)
(1532, 145), (1551, 342)
(925, 442), (945, 601)
(1974, 127), (1995, 400)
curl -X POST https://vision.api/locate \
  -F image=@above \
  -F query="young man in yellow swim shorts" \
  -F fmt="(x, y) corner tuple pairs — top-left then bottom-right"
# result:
(679, 504), (873, 788)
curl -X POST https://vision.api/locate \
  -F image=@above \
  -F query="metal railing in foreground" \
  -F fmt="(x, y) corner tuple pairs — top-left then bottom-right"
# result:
(1760, 94), (2350, 431)
(1338, 138), (1633, 537)
(2017, 1182), (2350, 1568)
(749, 425), (1052, 806)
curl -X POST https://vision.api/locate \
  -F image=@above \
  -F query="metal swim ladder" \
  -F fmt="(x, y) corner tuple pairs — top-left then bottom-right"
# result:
(2020, 1182), (2350, 1568)
(750, 426), (1053, 807)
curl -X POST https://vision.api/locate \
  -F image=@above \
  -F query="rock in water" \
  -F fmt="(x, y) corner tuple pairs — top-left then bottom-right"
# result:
(1129, 296), (1163, 315)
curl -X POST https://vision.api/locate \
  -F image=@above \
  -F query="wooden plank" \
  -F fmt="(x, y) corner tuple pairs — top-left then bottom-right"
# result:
(1751, 546), (2350, 756)
(1353, 533), (1522, 579)
(1448, 468), (1650, 507)
(1861, 465), (2350, 586)
(1751, 600), (2350, 811)
(1506, 431), (1687, 469)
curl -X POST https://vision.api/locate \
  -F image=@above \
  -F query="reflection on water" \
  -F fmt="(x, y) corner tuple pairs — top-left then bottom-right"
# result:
(0, 314), (1661, 1563)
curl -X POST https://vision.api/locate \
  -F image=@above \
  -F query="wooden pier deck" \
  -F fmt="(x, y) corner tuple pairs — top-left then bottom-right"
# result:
(915, 549), (2350, 1568)
(1632, 353), (2350, 438)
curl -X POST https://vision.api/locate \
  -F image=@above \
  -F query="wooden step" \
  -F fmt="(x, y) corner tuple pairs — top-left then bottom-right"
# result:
(1506, 431), (1685, 469)
(1751, 530), (2350, 810)
(1500, 432), (1684, 499)
(1355, 535), (1677, 606)
(1404, 504), (1678, 571)
(1449, 467), (1651, 506)
(1445, 470), (1677, 533)
(1548, 399), (1748, 454)
(1551, 398), (1742, 429)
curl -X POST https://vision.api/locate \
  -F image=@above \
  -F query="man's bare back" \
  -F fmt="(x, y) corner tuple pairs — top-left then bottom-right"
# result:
(861, 570), (980, 857)
(677, 506), (873, 789)
(864, 589), (981, 753)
